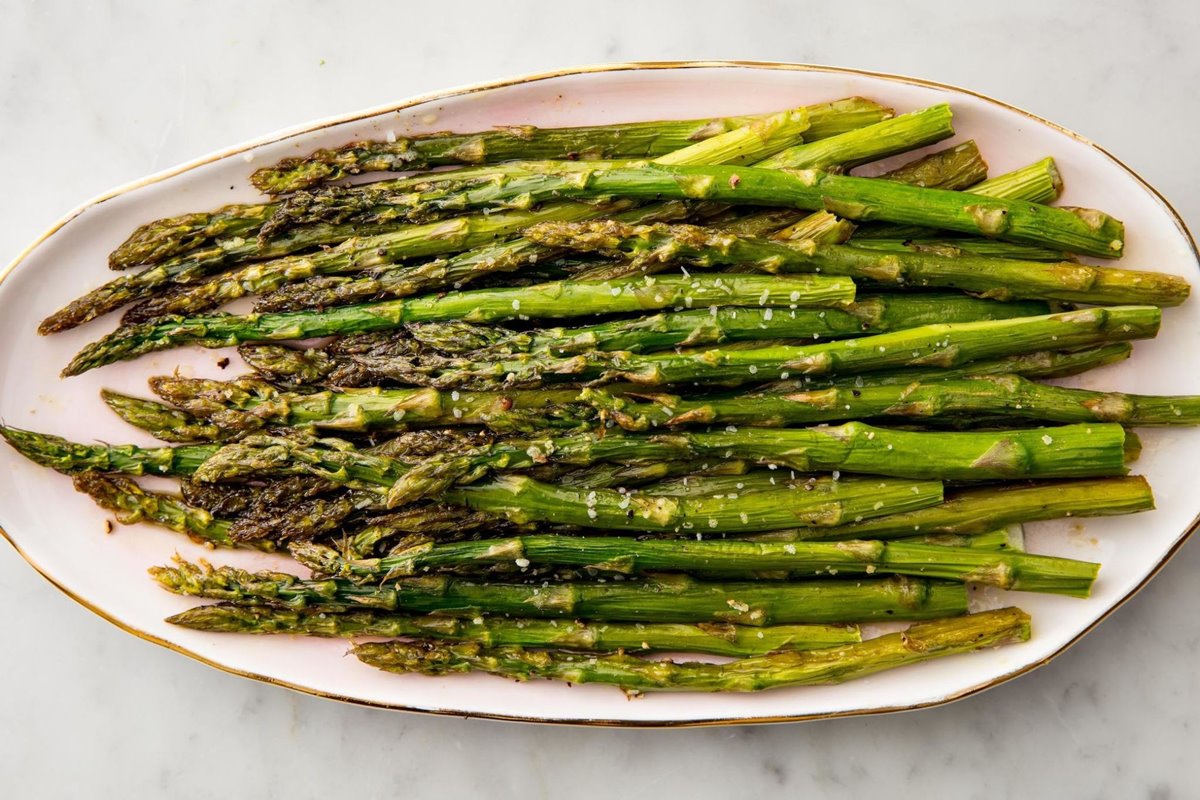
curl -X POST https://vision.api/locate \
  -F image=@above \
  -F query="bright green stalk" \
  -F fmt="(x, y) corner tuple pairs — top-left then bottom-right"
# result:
(405, 294), (1049, 356)
(439, 475), (942, 533)
(64, 272), (855, 376)
(751, 477), (1155, 542)
(165, 604), (861, 657)
(151, 558), (968, 624)
(524, 220), (1185, 306)
(757, 104), (953, 170)
(294, 533), (1099, 596)
(588, 373), (1200, 430)
(401, 307), (1159, 390)
(389, 161), (1126, 257)
(353, 607), (1031, 693)
(0, 425), (217, 476)
(852, 157), (1064, 241)
(732, 140), (993, 248)
(847, 239), (1070, 262)
(783, 344), (1134, 390)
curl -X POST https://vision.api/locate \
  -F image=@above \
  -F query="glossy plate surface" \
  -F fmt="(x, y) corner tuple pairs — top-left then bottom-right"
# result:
(1, 62), (1197, 725)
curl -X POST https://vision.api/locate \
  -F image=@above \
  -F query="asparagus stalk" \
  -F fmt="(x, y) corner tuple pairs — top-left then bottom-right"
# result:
(772, 344), (1133, 390)
(754, 477), (1155, 542)
(101, 389), (228, 442)
(404, 294), (1050, 357)
(248, 98), (892, 194)
(712, 154), (1063, 275)
(524, 220), (1186, 306)
(391, 307), (1159, 390)
(188, 418), (1131, 507)
(294, 534), (1099, 596)
(588, 374), (1200, 430)
(714, 141), (991, 249)
(146, 376), (596, 437)
(245, 198), (692, 315)
(851, 157), (1063, 241)
(151, 558), (968, 624)
(63, 272), (855, 376)
(353, 607), (1030, 694)
(236, 337), (1131, 396)
(166, 603), (862, 656)
(0, 425), (217, 476)
(439, 475), (942, 533)
(384, 162), (1126, 257)
(69, 472), (269, 550)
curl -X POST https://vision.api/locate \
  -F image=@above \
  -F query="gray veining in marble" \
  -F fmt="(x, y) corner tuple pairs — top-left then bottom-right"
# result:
(2, 1), (1199, 797)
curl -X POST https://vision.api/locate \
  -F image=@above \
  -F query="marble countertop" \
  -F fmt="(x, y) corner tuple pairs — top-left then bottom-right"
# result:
(2, 1), (1198, 797)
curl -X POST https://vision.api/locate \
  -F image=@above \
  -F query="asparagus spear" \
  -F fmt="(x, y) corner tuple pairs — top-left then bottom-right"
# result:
(294, 533), (1099, 596)
(587, 374), (1200, 430)
(353, 607), (1030, 694)
(733, 141), (996, 247)
(165, 604), (861, 657)
(63, 273), (856, 376)
(151, 558), (968, 624)
(380, 162), (1126, 257)
(769, 344), (1133, 391)
(101, 389), (228, 442)
(0, 425), (218, 476)
(248, 98), (892, 194)
(237, 336), (1131, 394)
(404, 294), (1050, 356)
(524, 220), (1186, 306)
(146, 376), (596, 437)
(122, 106), (945, 323)
(69, 472), (270, 550)
(851, 157), (1063, 241)
(389, 307), (1159, 390)
(753, 477), (1155, 542)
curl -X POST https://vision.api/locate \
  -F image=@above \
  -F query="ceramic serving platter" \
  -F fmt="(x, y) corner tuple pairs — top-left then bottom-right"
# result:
(1, 62), (1197, 726)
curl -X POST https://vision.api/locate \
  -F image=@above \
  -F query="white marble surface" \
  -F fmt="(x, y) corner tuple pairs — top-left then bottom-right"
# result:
(2, 1), (1199, 796)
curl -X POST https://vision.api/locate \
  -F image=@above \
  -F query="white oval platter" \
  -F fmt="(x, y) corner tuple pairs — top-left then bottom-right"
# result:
(1, 61), (1197, 726)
